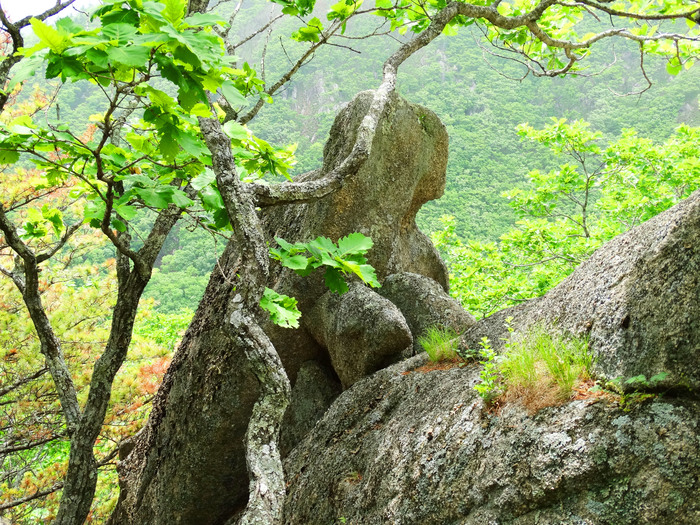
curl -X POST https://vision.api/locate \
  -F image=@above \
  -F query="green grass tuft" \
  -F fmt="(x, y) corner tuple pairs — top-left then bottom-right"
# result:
(418, 326), (460, 362)
(500, 325), (591, 401)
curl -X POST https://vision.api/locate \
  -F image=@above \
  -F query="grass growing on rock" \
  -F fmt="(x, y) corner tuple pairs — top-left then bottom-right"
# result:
(418, 326), (460, 362)
(475, 324), (593, 413)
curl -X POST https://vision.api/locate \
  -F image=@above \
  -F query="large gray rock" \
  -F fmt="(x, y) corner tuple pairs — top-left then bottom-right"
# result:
(308, 284), (413, 388)
(262, 90), (450, 384)
(280, 360), (342, 456)
(112, 91), (453, 524)
(284, 354), (700, 524)
(462, 190), (700, 391)
(380, 272), (476, 353)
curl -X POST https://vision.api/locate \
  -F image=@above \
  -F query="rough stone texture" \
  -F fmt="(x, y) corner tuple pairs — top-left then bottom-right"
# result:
(111, 91), (452, 524)
(280, 360), (342, 457)
(307, 283), (413, 388)
(262, 90), (450, 385)
(380, 272), (476, 353)
(284, 354), (700, 525)
(461, 190), (700, 391)
(109, 257), (259, 525)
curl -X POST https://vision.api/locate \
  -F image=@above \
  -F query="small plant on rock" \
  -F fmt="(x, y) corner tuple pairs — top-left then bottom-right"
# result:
(418, 326), (460, 362)
(607, 372), (670, 410)
(473, 337), (503, 403)
(474, 324), (592, 412)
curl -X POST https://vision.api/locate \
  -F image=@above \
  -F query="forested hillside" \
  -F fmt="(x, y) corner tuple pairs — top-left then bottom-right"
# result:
(18, 0), (700, 315)
(241, 1), (700, 239)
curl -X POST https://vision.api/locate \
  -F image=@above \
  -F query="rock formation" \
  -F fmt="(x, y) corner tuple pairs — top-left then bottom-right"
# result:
(284, 190), (700, 525)
(111, 91), (466, 523)
(284, 354), (700, 524)
(379, 272), (476, 353)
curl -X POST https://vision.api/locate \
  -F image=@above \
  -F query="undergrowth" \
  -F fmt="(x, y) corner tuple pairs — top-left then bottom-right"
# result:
(474, 323), (592, 413)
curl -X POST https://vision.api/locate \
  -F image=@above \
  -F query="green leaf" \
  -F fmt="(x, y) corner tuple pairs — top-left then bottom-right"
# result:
(29, 18), (70, 53)
(222, 121), (249, 140)
(337, 232), (373, 255)
(173, 44), (202, 69)
(115, 204), (138, 220)
(309, 236), (337, 254)
(158, 129), (180, 161)
(124, 173), (157, 188)
(260, 288), (301, 328)
(327, 0), (362, 22)
(162, 0), (187, 25)
(41, 205), (64, 237)
(666, 60), (682, 76)
(191, 169), (216, 191)
(100, 8), (140, 27)
(649, 372), (669, 385)
(357, 264), (380, 287)
(170, 189), (194, 208)
(281, 254), (310, 271)
(177, 131), (208, 158)
(107, 45), (150, 67)
(8, 55), (43, 91)
(102, 22), (138, 44)
(0, 149), (20, 164)
(275, 237), (296, 252)
(292, 18), (324, 42)
(137, 85), (176, 108)
(189, 103), (212, 118)
(199, 185), (224, 211)
(136, 186), (170, 208)
(55, 17), (84, 34)
(324, 267), (349, 294)
(112, 218), (127, 232)
(184, 12), (228, 27)
(221, 80), (247, 106)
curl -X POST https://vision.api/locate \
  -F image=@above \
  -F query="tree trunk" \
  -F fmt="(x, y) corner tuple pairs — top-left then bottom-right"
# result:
(110, 5), (460, 522)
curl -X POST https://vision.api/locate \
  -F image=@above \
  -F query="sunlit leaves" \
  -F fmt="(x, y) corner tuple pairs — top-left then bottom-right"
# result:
(292, 17), (324, 42)
(263, 233), (379, 327)
(27, 18), (72, 54)
(328, 0), (363, 24)
(260, 288), (302, 328)
(436, 119), (700, 319)
(270, 233), (380, 296)
(271, 0), (317, 17)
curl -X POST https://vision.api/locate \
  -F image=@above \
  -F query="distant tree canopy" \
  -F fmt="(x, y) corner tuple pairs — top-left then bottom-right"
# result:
(0, 1), (699, 524)
(434, 118), (700, 319)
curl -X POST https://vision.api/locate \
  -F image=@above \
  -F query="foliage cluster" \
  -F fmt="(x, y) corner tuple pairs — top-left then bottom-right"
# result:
(264, 232), (380, 327)
(434, 119), (700, 319)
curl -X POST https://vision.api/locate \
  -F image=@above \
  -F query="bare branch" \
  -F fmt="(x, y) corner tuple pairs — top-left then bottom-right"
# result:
(233, 13), (284, 50)
(571, 1), (700, 22)
(36, 223), (82, 263)
(0, 367), (48, 397)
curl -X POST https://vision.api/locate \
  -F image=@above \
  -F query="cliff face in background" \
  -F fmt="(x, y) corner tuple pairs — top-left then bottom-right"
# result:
(283, 190), (700, 524)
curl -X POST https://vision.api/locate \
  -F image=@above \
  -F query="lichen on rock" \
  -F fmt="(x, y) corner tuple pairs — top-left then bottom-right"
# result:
(284, 355), (700, 524)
